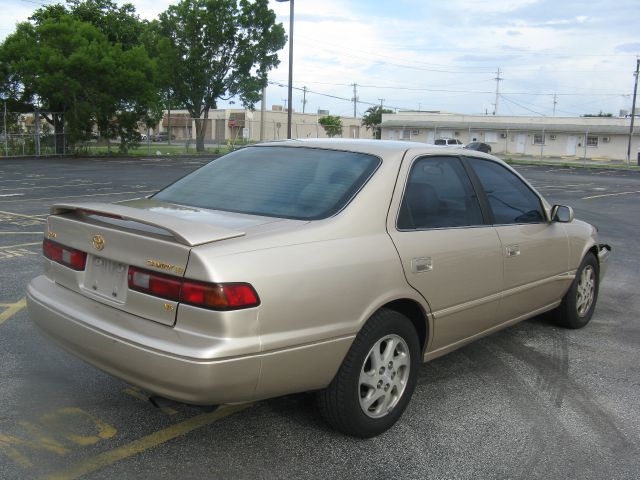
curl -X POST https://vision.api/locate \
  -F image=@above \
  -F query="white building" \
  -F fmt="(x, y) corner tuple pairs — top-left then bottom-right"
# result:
(381, 112), (640, 162)
(152, 108), (371, 143)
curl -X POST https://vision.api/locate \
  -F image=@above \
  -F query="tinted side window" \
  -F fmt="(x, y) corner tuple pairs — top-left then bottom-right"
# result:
(398, 156), (484, 230)
(467, 158), (545, 224)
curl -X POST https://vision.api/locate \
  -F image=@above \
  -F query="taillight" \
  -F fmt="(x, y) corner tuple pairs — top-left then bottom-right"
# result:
(181, 280), (259, 310)
(128, 267), (181, 301)
(127, 267), (260, 311)
(43, 238), (87, 271)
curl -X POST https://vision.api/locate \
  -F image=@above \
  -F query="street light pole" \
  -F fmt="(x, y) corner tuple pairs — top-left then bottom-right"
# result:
(276, 0), (294, 139)
(626, 57), (639, 166)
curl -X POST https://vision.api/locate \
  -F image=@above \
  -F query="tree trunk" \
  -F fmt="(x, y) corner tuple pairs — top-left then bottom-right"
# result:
(54, 113), (65, 155)
(195, 107), (210, 152)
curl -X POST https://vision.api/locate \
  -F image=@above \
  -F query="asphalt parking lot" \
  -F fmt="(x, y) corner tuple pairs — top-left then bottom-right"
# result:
(0, 156), (638, 479)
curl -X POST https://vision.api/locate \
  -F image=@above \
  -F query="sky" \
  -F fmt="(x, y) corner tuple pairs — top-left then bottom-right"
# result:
(2, 0), (639, 118)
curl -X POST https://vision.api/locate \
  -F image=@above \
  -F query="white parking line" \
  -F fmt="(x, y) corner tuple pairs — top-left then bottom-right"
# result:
(582, 190), (640, 200)
(0, 182), (111, 192)
(0, 190), (157, 203)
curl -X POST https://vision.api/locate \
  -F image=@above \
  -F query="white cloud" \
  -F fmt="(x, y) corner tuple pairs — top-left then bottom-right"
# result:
(1, 0), (637, 117)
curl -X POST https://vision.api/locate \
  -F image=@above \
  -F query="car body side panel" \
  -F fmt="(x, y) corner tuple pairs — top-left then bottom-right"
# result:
(186, 232), (422, 353)
(494, 222), (571, 320)
(389, 227), (504, 351)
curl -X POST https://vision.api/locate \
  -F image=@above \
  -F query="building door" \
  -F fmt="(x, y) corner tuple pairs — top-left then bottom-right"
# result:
(214, 119), (226, 143)
(350, 125), (360, 138)
(425, 130), (435, 144)
(566, 135), (577, 156)
(516, 134), (526, 153)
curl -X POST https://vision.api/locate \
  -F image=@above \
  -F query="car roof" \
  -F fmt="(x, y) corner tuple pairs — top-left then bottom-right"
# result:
(252, 138), (499, 163)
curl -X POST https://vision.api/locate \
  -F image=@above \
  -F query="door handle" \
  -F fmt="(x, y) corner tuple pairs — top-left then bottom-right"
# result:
(505, 244), (520, 257)
(411, 257), (433, 273)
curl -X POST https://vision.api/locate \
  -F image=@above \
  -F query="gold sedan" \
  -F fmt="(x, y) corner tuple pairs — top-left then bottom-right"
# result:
(27, 139), (610, 437)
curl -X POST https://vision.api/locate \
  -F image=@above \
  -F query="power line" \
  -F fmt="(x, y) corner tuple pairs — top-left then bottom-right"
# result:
(271, 79), (630, 97)
(499, 95), (546, 116)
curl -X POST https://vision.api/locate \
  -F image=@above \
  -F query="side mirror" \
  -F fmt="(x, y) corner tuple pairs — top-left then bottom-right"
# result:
(551, 205), (574, 223)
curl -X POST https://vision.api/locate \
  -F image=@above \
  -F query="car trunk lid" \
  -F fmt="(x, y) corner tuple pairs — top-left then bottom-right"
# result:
(45, 202), (247, 326)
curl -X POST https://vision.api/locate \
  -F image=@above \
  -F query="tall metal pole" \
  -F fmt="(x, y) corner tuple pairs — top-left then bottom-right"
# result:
(3, 100), (8, 157)
(302, 86), (307, 113)
(626, 57), (639, 166)
(493, 67), (502, 116)
(286, 0), (294, 139)
(352, 83), (358, 118)
(260, 86), (266, 141)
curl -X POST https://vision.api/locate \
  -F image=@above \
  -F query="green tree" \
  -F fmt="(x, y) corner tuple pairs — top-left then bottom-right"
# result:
(318, 115), (343, 138)
(361, 105), (393, 139)
(1, 1), (160, 153)
(157, 0), (286, 152)
(31, 0), (146, 51)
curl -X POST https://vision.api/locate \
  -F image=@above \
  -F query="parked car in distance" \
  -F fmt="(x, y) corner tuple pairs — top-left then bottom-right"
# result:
(465, 141), (492, 153)
(434, 138), (463, 146)
(152, 132), (175, 142)
(27, 139), (610, 438)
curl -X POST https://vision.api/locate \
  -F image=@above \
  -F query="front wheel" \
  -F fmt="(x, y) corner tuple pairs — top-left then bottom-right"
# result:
(555, 252), (599, 329)
(317, 308), (421, 438)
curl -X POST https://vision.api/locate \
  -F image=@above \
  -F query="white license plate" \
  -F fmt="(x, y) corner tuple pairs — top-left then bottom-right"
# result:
(84, 256), (128, 303)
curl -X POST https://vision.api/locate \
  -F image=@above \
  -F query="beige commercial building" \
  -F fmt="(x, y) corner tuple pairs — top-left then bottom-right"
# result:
(380, 112), (640, 162)
(152, 108), (372, 143)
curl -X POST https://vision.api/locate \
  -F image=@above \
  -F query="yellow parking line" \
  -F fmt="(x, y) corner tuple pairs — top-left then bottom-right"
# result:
(582, 190), (640, 200)
(44, 404), (252, 480)
(0, 297), (27, 326)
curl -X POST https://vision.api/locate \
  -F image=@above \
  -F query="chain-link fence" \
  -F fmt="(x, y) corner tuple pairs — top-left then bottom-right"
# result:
(1, 109), (66, 157)
(0, 109), (372, 157)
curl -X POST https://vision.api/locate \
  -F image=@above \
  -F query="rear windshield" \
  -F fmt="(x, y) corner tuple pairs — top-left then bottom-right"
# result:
(153, 146), (381, 220)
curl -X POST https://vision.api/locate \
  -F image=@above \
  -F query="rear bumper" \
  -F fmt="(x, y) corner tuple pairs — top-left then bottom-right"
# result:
(598, 244), (612, 280)
(27, 275), (260, 405)
(27, 275), (353, 405)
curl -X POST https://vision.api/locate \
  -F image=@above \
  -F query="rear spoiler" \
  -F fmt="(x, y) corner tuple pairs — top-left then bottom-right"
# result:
(50, 202), (245, 247)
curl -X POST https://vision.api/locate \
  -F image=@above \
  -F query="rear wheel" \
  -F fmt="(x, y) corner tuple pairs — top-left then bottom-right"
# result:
(317, 308), (420, 438)
(555, 252), (599, 329)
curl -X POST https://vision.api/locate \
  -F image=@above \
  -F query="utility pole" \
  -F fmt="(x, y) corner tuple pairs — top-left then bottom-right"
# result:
(626, 57), (639, 166)
(3, 100), (8, 157)
(552, 93), (558, 116)
(493, 68), (502, 116)
(351, 83), (358, 118)
(302, 86), (308, 114)
(34, 104), (41, 156)
(282, 98), (288, 110)
(378, 98), (385, 108)
(259, 86), (266, 141)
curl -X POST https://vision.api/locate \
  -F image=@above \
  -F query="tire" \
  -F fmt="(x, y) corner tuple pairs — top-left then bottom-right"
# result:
(555, 252), (599, 329)
(317, 308), (421, 438)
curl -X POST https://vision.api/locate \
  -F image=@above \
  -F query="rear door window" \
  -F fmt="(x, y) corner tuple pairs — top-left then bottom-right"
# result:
(398, 156), (484, 230)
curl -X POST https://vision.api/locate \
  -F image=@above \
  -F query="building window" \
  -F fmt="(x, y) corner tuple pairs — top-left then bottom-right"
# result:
(587, 135), (599, 147)
(401, 129), (411, 140)
(533, 134), (545, 145)
(411, 129), (420, 136)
